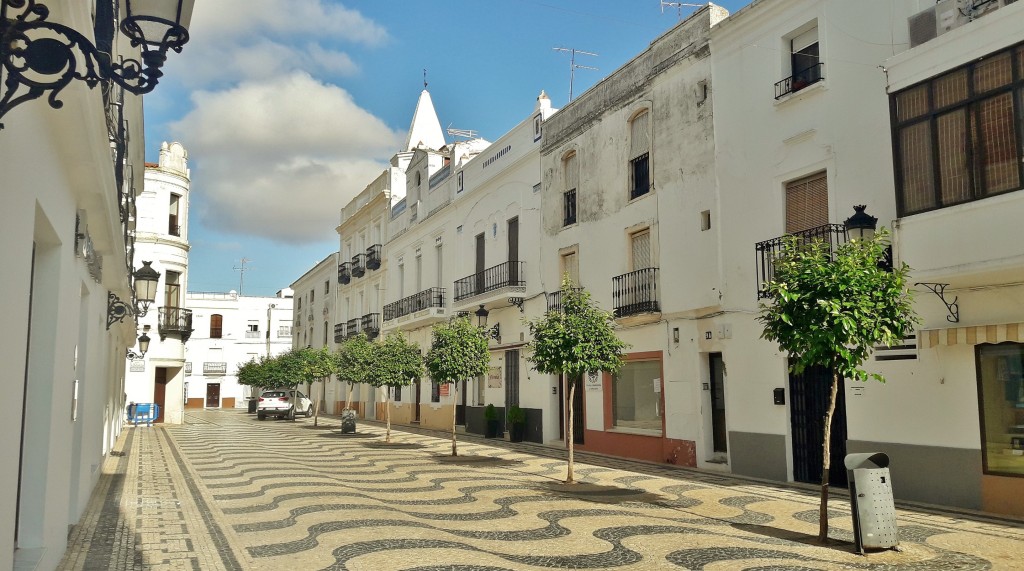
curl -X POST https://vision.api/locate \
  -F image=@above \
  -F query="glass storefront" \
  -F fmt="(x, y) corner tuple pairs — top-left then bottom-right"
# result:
(612, 360), (662, 432)
(977, 343), (1024, 476)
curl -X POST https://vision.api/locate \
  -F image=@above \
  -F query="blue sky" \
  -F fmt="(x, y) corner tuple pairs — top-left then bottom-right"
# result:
(144, 1), (752, 296)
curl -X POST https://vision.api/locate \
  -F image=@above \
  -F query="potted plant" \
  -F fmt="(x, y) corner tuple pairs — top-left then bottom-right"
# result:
(507, 405), (526, 442)
(484, 403), (499, 438)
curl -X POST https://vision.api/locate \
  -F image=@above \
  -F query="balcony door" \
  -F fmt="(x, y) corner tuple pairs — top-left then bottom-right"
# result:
(475, 233), (485, 294)
(507, 217), (519, 284)
(164, 270), (181, 308)
(785, 172), (828, 233)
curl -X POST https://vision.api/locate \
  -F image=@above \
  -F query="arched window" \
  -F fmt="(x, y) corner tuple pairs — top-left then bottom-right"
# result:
(562, 151), (578, 226)
(629, 109), (651, 199)
(210, 314), (223, 338)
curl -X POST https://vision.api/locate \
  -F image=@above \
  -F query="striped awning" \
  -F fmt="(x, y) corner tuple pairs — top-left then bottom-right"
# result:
(920, 323), (1023, 348)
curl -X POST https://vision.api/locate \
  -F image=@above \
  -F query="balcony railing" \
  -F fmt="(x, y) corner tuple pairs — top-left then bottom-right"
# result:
(361, 313), (381, 339)
(203, 362), (227, 375)
(352, 253), (366, 278)
(564, 189), (577, 226)
(775, 62), (824, 99)
(366, 244), (382, 270)
(755, 223), (847, 299)
(158, 306), (193, 342)
(612, 268), (660, 318)
(338, 261), (351, 284)
(333, 322), (347, 343)
(384, 287), (446, 321)
(277, 326), (292, 337)
(546, 287), (583, 313)
(244, 330), (261, 339)
(454, 261), (526, 302)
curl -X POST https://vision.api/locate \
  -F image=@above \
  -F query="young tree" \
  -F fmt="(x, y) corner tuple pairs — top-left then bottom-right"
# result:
(526, 275), (627, 483)
(273, 349), (309, 421)
(367, 332), (424, 443)
(336, 334), (375, 414)
(759, 230), (916, 543)
(296, 346), (338, 426)
(425, 316), (490, 456)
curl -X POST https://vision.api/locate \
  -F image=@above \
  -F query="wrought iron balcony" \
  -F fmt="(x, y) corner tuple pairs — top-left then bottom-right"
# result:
(755, 223), (847, 299)
(546, 288), (583, 313)
(384, 287), (446, 321)
(361, 313), (381, 339)
(563, 189), (577, 226)
(775, 62), (824, 99)
(454, 261), (526, 302)
(346, 317), (361, 338)
(352, 253), (366, 278)
(366, 244), (382, 270)
(333, 322), (346, 343)
(158, 306), (193, 342)
(612, 268), (660, 318)
(338, 261), (351, 284)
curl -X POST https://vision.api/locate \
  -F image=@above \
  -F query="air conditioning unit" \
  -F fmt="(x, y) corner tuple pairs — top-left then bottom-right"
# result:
(909, 0), (1017, 47)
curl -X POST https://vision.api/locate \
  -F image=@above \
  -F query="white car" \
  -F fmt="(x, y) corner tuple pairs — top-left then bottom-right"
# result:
(256, 389), (313, 420)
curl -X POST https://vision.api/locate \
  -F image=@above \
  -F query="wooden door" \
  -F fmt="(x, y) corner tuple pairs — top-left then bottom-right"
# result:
(414, 378), (422, 422)
(456, 379), (467, 425)
(709, 354), (727, 453)
(205, 383), (221, 408)
(475, 233), (485, 294)
(154, 368), (168, 423)
(507, 217), (519, 284)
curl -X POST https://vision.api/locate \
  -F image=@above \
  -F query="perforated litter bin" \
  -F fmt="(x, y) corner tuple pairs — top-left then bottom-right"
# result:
(845, 452), (899, 554)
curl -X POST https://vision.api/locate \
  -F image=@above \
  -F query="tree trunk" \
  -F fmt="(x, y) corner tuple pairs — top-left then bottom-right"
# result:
(385, 388), (392, 443)
(314, 379), (323, 427)
(566, 376), (576, 484)
(346, 382), (354, 413)
(451, 382), (458, 457)
(818, 371), (840, 543)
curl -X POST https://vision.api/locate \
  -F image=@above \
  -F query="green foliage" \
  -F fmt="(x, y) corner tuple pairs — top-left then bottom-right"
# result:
(758, 230), (918, 382)
(507, 404), (526, 425)
(336, 333), (375, 386)
(367, 332), (424, 390)
(484, 403), (497, 421)
(236, 354), (283, 390)
(425, 316), (490, 385)
(526, 275), (628, 378)
(297, 346), (337, 384)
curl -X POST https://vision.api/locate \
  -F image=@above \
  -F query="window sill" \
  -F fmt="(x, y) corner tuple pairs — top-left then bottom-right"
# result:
(608, 426), (663, 438)
(628, 189), (655, 204)
(774, 79), (826, 107)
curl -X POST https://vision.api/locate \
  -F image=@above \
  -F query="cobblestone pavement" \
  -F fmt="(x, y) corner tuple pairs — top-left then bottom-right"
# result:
(59, 409), (1024, 570)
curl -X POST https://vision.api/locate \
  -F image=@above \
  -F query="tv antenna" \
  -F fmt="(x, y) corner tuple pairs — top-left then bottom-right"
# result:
(553, 47), (598, 102)
(233, 257), (252, 295)
(661, 1), (704, 20)
(446, 124), (478, 140)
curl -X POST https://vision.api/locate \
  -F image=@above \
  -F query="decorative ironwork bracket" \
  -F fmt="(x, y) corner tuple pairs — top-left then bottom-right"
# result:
(487, 323), (501, 344)
(106, 291), (133, 329)
(915, 282), (959, 323)
(508, 297), (525, 312)
(126, 348), (143, 361)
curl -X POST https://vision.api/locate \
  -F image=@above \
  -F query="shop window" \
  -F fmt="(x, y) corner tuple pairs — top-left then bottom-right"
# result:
(611, 359), (662, 432)
(977, 343), (1024, 476)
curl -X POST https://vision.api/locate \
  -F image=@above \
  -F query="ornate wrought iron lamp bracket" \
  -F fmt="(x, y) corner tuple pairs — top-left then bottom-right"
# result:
(508, 297), (525, 312)
(915, 282), (959, 323)
(106, 291), (133, 329)
(487, 323), (501, 344)
(0, 0), (190, 128)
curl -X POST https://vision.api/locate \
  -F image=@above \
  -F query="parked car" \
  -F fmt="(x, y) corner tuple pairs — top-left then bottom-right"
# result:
(256, 389), (313, 420)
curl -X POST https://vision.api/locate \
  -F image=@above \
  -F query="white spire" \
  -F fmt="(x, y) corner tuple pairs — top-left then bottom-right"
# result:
(403, 89), (445, 152)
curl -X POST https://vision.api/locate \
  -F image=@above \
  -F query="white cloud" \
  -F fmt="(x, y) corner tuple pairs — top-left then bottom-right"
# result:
(188, 0), (388, 45)
(170, 73), (402, 244)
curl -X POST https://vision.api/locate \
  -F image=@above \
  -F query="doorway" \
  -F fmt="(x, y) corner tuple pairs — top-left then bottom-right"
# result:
(205, 383), (221, 408)
(789, 365), (848, 487)
(413, 378), (422, 422)
(475, 233), (485, 295)
(456, 379), (467, 425)
(504, 350), (520, 410)
(709, 353), (728, 453)
(155, 368), (168, 423)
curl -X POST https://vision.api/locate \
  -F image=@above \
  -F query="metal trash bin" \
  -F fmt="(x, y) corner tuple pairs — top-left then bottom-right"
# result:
(845, 452), (899, 554)
(247, 397), (258, 413)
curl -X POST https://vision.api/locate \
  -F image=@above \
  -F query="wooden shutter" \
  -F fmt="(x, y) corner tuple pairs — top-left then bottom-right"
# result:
(631, 230), (652, 270)
(564, 152), (578, 191)
(785, 173), (828, 233)
(630, 111), (651, 159)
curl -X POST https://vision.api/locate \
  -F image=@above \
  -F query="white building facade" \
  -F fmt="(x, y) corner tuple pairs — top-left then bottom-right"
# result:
(0, 3), (172, 568)
(185, 289), (294, 409)
(384, 91), (554, 437)
(124, 142), (192, 424)
(537, 6), (726, 465)
(291, 254), (342, 411)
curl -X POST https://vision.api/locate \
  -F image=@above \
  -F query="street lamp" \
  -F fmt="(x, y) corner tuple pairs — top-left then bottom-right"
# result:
(475, 304), (501, 344)
(0, 0), (194, 127)
(126, 331), (150, 360)
(133, 260), (161, 316)
(844, 205), (878, 241)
